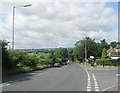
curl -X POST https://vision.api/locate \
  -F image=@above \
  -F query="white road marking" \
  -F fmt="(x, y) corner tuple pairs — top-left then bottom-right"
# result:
(0, 82), (11, 88)
(102, 84), (120, 91)
(85, 69), (91, 91)
(79, 65), (91, 91)
(115, 74), (120, 76)
(92, 73), (100, 91)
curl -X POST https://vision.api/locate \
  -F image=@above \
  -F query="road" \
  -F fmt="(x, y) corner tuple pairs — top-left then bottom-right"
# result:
(1, 63), (119, 92)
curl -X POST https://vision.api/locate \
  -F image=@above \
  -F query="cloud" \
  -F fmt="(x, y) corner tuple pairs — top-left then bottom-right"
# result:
(0, 1), (118, 49)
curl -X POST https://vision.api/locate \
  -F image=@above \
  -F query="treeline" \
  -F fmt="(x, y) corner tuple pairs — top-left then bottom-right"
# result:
(73, 37), (119, 61)
(1, 40), (74, 75)
(1, 37), (120, 75)
(73, 37), (120, 66)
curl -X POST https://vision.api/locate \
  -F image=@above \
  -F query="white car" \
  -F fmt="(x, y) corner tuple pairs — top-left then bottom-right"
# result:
(54, 63), (61, 67)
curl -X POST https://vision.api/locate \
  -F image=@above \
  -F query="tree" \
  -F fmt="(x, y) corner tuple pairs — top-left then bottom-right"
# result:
(74, 37), (98, 62)
(109, 42), (117, 48)
(101, 48), (107, 58)
(101, 48), (107, 67)
(22, 54), (38, 67)
(55, 48), (68, 60)
(1, 40), (17, 70)
(49, 50), (58, 65)
(95, 39), (109, 58)
(96, 42), (102, 58)
(100, 39), (109, 50)
(68, 48), (74, 61)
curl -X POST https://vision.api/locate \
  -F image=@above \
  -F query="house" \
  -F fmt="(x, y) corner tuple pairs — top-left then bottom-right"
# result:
(107, 45), (120, 59)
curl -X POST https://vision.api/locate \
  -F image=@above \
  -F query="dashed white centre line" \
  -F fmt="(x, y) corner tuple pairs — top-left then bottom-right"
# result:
(92, 73), (99, 91)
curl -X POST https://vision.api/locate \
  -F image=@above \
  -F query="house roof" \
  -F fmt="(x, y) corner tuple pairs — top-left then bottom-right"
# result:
(107, 46), (114, 53)
(115, 44), (120, 49)
(107, 45), (120, 58)
(107, 45), (120, 53)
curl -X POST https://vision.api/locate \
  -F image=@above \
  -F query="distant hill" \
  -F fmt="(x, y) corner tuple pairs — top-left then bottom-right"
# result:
(15, 47), (74, 53)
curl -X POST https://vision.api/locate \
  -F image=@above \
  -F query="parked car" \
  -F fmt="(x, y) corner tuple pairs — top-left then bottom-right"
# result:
(54, 63), (61, 67)
(61, 59), (67, 65)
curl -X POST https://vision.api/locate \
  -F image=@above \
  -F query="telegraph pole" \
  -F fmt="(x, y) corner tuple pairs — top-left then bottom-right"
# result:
(85, 37), (87, 66)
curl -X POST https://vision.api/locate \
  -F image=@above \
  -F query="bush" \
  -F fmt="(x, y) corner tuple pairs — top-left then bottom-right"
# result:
(38, 54), (52, 65)
(21, 54), (39, 67)
(2, 50), (18, 70)
(96, 58), (120, 66)
(10, 51), (27, 64)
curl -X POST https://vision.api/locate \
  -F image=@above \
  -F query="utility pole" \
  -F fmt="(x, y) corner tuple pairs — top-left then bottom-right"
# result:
(85, 37), (87, 65)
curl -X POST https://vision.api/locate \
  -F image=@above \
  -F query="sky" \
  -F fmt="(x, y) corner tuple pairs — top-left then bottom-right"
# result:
(0, 0), (118, 49)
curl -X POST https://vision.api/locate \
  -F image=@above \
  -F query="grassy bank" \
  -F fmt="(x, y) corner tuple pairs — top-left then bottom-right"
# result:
(2, 64), (52, 76)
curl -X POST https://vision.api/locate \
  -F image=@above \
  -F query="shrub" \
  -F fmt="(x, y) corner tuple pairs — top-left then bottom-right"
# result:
(21, 54), (39, 67)
(38, 54), (52, 65)
(2, 51), (17, 69)
(96, 58), (120, 66)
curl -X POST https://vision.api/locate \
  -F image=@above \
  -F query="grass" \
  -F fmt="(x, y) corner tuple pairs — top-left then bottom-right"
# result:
(3, 64), (52, 76)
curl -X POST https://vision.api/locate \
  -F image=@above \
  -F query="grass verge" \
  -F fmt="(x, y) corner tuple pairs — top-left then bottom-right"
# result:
(2, 64), (52, 76)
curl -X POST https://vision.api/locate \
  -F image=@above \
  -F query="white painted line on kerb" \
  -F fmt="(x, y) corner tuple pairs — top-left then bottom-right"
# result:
(92, 73), (99, 91)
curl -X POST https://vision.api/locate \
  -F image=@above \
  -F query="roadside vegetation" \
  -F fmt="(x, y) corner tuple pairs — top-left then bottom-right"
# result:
(1, 37), (120, 75)
(74, 37), (120, 67)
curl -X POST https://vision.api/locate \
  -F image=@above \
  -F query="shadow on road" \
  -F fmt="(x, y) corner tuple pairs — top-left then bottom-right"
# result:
(2, 67), (53, 84)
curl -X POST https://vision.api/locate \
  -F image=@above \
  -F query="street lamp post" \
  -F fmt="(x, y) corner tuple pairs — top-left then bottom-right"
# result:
(12, 4), (31, 50)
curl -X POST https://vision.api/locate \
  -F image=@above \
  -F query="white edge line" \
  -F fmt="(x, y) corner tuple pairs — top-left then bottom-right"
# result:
(79, 65), (91, 91)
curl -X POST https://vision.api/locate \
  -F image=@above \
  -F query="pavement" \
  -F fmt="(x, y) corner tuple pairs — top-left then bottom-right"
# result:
(80, 63), (119, 70)
(1, 63), (120, 92)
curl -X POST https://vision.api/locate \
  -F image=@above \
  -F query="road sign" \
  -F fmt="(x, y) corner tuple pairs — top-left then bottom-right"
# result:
(90, 56), (94, 59)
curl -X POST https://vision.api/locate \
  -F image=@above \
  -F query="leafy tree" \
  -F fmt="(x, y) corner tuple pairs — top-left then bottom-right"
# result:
(109, 42), (118, 48)
(49, 50), (59, 65)
(55, 48), (68, 60)
(95, 39), (109, 58)
(96, 42), (102, 58)
(1, 40), (17, 70)
(101, 48), (107, 67)
(74, 37), (98, 62)
(10, 51), (27, 65)
(101, 48), (107, 58)
(100, 39), (109, 50)
(22, 54), (38, 67)
(38, 53), (52, 65)
(68, 48), (74, 61)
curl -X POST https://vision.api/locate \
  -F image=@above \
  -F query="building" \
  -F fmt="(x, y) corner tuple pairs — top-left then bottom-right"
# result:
(107, 45), (120, 59)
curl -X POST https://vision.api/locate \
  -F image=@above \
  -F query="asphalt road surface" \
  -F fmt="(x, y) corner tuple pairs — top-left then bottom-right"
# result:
(1, 63), (119, 92)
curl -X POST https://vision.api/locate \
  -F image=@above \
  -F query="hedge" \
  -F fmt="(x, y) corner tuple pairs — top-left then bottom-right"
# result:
(96, 58), (120, 66)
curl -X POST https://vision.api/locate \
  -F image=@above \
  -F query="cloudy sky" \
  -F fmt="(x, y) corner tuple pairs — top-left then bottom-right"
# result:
(0, 0), (118, 49)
